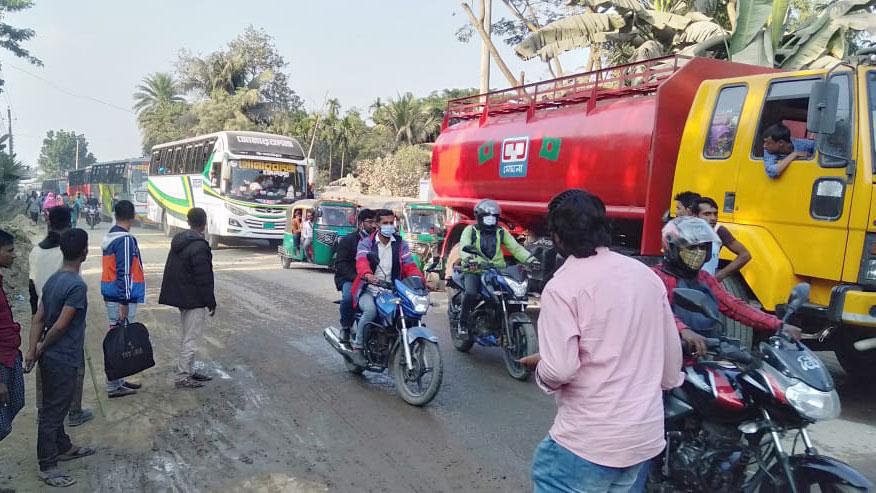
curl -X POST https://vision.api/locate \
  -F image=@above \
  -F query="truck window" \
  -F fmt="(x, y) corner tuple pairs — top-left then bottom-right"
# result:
(704, 85), (747, 159)
(868, 71), (876, 173)
(753, 78), (818, 159)
(818, 73), (853, 168)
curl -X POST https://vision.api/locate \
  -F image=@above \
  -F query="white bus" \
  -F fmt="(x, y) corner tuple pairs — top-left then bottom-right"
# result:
(146, 131), (309, 247)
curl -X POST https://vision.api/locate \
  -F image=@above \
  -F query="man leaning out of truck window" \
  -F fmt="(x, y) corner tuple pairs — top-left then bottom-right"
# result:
(762, 122), (814, 179)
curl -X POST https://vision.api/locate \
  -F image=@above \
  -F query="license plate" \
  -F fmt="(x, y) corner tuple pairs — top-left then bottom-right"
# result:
(264, 223), (275, 230)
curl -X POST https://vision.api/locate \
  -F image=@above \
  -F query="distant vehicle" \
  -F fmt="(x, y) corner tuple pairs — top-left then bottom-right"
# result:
(147, 131), (309, 248)
(66, 168), (92, 199)
(88, 158), (150, 221)
(40, 178), (64, 195)
(279, 199), (358, 269)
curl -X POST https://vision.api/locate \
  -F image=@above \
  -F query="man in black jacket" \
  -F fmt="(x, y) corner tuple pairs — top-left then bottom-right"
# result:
(334, 209), (376, 344)
(158, 208), (216, 389)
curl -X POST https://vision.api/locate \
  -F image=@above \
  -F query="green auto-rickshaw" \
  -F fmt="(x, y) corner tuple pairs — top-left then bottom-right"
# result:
(398, 202), (447, 272)
(279, 199), (358, 269)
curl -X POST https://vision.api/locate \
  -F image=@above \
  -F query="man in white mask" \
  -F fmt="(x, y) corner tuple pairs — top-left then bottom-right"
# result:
(457, 199), (536, 335)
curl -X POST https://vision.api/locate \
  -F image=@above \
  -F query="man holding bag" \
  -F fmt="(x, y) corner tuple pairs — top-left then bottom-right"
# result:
(158, 208), (216, 389)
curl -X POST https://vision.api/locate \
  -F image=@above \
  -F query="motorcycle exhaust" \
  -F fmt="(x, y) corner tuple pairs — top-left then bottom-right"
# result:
(323, 326), (344, 352)
(853, 337), (876, 352)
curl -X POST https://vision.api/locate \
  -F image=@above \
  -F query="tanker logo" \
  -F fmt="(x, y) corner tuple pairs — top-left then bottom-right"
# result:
(500, 136), (529, 178)
(478, 140), (495, 165)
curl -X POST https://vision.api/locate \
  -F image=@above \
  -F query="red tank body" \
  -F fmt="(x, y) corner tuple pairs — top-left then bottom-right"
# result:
(431, 56), (774, 255)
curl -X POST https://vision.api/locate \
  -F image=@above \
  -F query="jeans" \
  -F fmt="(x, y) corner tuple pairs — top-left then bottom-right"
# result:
(292, 233), (301, 254)
(177, 308), (207, 382)
(339, 282), (355, 329)
(531, 437), (648, 493)
(0, 353), (25, 441)
(355, 292), (378, 348)
(105, 302), (137, 392)
(302, 237), (313, 262)
(36, 364), (85, 414)
(460, 272), (481, 330)
(37, 358), (76, 471)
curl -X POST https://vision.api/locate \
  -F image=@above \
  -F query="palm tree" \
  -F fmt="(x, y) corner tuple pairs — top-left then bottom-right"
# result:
(379, 93), (434, 147)
(0, 147), (26, 199)
(133, 73), (185, 114)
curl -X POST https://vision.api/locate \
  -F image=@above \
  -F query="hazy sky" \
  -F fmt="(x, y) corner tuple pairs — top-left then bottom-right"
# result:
(1, 0), (573, 170)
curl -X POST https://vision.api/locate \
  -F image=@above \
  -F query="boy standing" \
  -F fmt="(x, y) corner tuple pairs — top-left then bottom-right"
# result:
(26, 229), (96, 488)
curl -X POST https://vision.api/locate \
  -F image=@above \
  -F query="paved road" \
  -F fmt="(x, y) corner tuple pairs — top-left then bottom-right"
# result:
(1, 223), (874, 491)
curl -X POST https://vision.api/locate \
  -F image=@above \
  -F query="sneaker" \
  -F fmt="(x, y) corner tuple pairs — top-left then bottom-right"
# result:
(339, 327), (351, 343)
(107, 387), (137, 398)
(122, 381), (142, 390)
(67, 409), (94, 427)
(190, 372), (212, 382)
(175, 377), (205, 389)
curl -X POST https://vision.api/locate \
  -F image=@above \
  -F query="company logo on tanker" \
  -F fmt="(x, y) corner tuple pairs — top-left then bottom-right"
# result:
(500, 136), (529, 178)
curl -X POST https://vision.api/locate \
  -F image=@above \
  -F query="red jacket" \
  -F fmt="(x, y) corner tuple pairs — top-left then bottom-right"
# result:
(352, 232), (422, 308)
(0, 273), (22, 380)
(652, 264), (781, 333)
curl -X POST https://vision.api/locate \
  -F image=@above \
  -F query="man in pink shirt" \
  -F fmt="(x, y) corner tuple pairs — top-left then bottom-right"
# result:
(521, 189), (684, 492)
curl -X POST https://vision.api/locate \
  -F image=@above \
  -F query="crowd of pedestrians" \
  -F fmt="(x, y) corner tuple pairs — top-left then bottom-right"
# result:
(0, 201), (217, 487)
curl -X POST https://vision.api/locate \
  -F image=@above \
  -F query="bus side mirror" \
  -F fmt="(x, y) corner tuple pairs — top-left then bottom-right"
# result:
(807, 81), (839, 135)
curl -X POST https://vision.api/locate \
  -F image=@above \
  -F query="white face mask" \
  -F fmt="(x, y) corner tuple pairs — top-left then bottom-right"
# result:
(482, 215), (497, 226)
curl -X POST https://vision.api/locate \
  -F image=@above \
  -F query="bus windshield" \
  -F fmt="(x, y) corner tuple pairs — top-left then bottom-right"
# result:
(406, 209), (445, 233)
(225, 160), (305, 205)
(130, 168), (148, 191)
(318, 205), (357, 227)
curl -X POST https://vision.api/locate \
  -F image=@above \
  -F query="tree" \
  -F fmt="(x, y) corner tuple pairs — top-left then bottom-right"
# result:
(37, 130), (97, 178)
(133, 72), (185, 114)
(355, 145), (431, 197)
(374, 93), (441, 147)
(137, 101), (194, 154)
(0, 0), (41, 92)
(0, 135), (24, 199)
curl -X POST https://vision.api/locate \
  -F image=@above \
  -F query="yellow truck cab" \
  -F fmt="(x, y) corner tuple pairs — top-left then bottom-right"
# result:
(673, 62), (876, 376)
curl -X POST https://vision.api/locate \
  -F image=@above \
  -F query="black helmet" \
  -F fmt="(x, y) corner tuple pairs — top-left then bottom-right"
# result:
(474, 199), (500, 230)
(661, 217), (719, 277)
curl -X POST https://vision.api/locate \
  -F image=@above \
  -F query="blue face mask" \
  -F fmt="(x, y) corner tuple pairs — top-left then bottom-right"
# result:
(380, 225), (396, 237)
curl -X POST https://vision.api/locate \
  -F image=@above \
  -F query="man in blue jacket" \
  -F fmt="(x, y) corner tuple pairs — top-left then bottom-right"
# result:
(100, 201), (145, 398)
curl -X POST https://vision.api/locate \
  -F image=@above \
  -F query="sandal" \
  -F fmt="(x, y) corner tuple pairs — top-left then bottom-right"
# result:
(39, 469), (76, 488)
(58, 446), (96, 462)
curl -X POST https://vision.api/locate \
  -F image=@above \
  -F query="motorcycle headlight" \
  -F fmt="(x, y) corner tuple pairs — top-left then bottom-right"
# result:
(785, 382), (841, 421)
(404, 290), (430, 314)
(504, 276), (528, 298)
(225, 202), (247, 216)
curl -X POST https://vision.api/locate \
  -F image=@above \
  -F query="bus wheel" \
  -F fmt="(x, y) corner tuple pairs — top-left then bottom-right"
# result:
(835, 328), (876, 378)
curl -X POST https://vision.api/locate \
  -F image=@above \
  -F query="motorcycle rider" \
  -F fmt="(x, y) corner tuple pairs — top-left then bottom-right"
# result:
(351, 209), (423, 364)
(458, 199), (537, 334)
(334, 209), (376, 344)
(653, 217), (802, 355)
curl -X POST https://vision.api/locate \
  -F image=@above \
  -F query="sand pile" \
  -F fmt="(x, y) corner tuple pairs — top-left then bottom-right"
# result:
(0, 212), (38, 319)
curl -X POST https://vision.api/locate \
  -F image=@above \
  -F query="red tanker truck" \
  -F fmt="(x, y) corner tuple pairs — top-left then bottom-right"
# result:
(431, 54), (876, 375)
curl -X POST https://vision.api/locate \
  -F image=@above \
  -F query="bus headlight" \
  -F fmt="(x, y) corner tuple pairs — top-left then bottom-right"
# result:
(225, 203), (247, 216)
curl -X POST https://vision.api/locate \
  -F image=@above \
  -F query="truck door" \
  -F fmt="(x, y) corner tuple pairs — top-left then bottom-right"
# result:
(734, 73), (855, 283)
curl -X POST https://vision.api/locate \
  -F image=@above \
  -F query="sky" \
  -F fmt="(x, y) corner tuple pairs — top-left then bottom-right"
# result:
(1, 0), (577, 172)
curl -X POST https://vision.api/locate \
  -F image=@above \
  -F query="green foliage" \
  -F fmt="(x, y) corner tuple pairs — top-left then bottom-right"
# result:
(37, 130), (97, 178)
(0, 0), (41, 92)
(133, 72), (185, 115)
(0, 134), (24, 199)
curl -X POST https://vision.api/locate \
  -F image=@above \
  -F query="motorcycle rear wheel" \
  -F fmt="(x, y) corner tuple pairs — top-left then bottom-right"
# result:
(503, 313), (538, 381)
(392, 340), (443, 406)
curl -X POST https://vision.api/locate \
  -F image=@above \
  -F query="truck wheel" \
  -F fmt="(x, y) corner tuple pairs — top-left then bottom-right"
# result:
(721, 275), (754, 348)
(835, 328), (876, 378)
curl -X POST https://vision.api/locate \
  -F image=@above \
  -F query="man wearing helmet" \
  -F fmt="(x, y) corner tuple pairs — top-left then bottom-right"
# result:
(654, 217), (801, 355)
(457, 199), (537, 334)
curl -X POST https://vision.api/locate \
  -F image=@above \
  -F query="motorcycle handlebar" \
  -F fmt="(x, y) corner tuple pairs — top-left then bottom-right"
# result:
(703, 337), (753, 365)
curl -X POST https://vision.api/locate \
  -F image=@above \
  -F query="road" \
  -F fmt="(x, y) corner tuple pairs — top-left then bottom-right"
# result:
(1, 222), (875, 492)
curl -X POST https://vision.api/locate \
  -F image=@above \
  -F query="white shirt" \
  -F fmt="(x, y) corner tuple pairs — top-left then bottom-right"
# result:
(375, 235), (395, 282)
(302, 220), (313, 240)
(29, 244), (64, 296)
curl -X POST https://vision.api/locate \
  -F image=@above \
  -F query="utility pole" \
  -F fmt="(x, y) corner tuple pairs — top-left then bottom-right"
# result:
(7, 107), (12, 156)
(479, 0), (492, 95)
(75, 137), (80, 170)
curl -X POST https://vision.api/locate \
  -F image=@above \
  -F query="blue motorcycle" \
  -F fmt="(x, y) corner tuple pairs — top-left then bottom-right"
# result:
(324, 276), (444, 406)
(447, 245), (539, 381)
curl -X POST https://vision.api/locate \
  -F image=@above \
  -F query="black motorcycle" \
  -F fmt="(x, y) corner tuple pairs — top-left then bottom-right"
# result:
(85, 205), (101, 230)
(648, 284), (872, 492)
(446, 245), (538, 380)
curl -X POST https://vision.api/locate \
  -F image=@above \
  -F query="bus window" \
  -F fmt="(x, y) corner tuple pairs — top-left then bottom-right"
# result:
(753, 78), (817, 159)
(704, 85), (746, 159)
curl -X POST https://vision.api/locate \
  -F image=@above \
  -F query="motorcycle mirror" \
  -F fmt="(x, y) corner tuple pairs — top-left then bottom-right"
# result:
(672, 288), (721, 322)
(462, 245), (479, 255)
(783, 283), (810, 322)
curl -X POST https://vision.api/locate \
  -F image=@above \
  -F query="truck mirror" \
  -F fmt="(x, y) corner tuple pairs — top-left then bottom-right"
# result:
(807, 80), (839, 135)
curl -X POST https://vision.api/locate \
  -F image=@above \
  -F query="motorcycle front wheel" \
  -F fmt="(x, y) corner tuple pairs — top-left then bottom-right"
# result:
(503, 312), (538, 381)
(391, 340), (443, 406)
(448, 290), (474, 352)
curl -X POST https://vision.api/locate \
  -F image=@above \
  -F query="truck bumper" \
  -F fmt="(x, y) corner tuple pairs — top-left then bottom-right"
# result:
(829, 286), (876, 328)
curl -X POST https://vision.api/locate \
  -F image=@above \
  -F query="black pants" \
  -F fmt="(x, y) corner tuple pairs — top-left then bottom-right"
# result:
(460, 273), (481, 330)
(37, 358), (76, 471)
